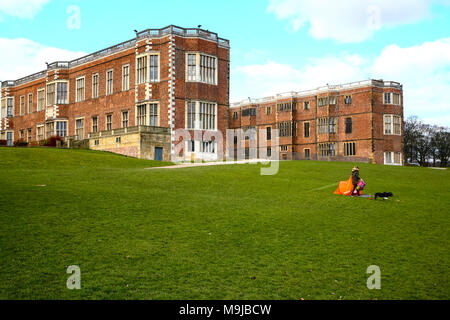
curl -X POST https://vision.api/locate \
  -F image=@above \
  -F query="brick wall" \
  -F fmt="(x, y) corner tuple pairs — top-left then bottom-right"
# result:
(229, 81), (404, 165)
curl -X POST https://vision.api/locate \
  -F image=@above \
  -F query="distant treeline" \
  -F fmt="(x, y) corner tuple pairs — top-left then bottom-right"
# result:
(404, 116), (449, 167)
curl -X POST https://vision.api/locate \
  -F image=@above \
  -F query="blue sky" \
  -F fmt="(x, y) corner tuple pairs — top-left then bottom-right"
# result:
(1, 0), (449, 125)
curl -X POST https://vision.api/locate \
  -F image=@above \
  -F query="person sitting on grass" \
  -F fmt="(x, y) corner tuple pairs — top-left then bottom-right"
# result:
(350, 166), (361, 197)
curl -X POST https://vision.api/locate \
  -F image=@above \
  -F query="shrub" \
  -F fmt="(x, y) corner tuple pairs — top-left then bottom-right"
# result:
(13, 140), (28, 147)
(0, 140), (7, 146)
(43, 136), (64, 147)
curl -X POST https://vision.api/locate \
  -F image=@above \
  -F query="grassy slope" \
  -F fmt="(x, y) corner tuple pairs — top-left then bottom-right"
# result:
(0, 148), (448, 300)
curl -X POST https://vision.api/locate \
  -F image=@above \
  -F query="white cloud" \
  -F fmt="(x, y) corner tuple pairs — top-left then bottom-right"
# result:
(233, 54), (368, 101)
(267, 0), (436, 43)
(0, 38), (86, 82)
(372, 38), (450, 126)
(232, 38), (450, 126)
(0, 0), (50, 19)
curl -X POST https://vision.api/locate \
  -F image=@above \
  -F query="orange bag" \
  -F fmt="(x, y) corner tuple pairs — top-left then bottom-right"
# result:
(334, 177), (363, 196)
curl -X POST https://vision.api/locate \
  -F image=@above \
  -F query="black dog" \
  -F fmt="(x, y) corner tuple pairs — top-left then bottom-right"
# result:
(375, 192), (393, 200)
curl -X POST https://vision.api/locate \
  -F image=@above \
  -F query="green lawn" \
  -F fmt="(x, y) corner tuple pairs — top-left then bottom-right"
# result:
(0, 148), (448, 300)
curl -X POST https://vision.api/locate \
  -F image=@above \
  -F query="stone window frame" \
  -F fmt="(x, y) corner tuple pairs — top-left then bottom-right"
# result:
(185, 52), (218, 86)
(384, 92), (401, 106)
(75, 117), (85, 140)
(185, 100), (218, 131)
(122, 64), (130, 91)
(19, 95), (25, 115)
(28, 93), (33, 114)
(135, 101), (160, 127)
(106, 113), (113, 131)
(344, 141), (356, 156)
(91, 116), (99, 133)
(92, 73), (99, 99)
(56, 120), (68, 138)
(122, 110), (129, 128)
(37, 88), (45, 112)
(304, 101), (310, 110)
(46, 80), (69, 106)
(384, 151), (402, 166)
(304, 121), (310, 138)
(304, 148), (311, 159)
(344, 95), (352, 105)
(76, 76), (86, 103)
(106, 69), (114, 96)
(136, 52), (160, 85)
(384, 114), (402, 136)
(36, 124), (44, 141)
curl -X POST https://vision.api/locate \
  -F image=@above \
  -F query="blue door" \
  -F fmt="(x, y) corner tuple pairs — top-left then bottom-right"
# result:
(6, 132), (13, 146)
(155, 147), (163, 161)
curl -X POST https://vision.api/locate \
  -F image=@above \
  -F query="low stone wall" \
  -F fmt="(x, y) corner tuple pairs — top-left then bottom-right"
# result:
(86, 126), (171, 161)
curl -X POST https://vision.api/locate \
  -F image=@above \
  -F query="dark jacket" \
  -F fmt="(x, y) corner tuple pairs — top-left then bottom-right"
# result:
(352, 170), (360, 185)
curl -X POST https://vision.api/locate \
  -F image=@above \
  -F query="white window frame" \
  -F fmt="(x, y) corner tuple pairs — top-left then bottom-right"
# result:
(106, 69), (114, 96)
(92, 116), (98, 133)
(122, 111), (129, 128)
(106, 114), (113, 131)
(6, 97), (14, 117)
(384, 114), (402, 136)
(28, 93), (33, 114)
(136, 54), (148, 84)
(149, 53), (160, 82)
(36, 124), (44, 141)
(54, 80), (69, 105)
(122, 64), (130, 91)
(136, 53), (160, 84)
(75, 117), (85, 140)
(46, 81), (69, 106)
(148, 103), (159, 127)
(384, 151), (402, 166)
(76, 76), (85, 102)
(186, 53), (197, 82)
(185, 52), (218, 85)
(6, 131), (14, 146)
(37, 88), (45, 111)
(135, 102), (159, 127)
(185, 101), (218, 131)
(56, 120), (68, 137)
(384, 92), (401, 105)
(20, 95), (25, 115)
(92, 73), (99, 99)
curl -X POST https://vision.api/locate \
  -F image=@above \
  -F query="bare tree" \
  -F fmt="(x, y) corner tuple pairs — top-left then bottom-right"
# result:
(404, 116), (421, 164)
(433, 127), (450, 167)
(415, 123), (433, 166)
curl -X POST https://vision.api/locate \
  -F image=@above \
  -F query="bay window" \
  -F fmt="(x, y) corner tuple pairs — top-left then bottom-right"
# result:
(136, 53), (159, 84)
(185, 101), (217, 130)
(149, 103), (158, 126)
(186, 52), (217, 85)
(136, 104), (147, 126)
(384, 115), (402, 135)
(56, 82), (68, 104)
(47, 82), (68, 105)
